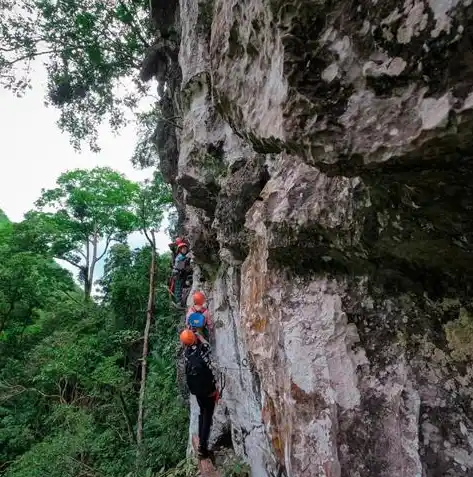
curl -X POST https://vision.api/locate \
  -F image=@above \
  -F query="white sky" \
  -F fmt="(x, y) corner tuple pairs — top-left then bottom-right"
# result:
(0, 65), (171, 280)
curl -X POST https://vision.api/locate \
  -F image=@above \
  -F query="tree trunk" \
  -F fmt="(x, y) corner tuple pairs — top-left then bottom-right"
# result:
(84, 237), (91, 300)
(85, 233), (98, 301)
(136, 234), (157, 449)
(84, 275), (92, 300)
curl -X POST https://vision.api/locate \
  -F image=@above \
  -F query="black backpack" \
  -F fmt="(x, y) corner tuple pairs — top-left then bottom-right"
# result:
(184, 343), (216, 397)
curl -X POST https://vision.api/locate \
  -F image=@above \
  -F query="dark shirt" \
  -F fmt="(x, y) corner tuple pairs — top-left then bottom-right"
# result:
(185, 341), (217, 389)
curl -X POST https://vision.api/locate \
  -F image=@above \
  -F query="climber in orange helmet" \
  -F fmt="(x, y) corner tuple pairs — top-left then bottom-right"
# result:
(179, 329), (197, 346)
(179, 327), (221, 460)
(186, 291), (213, 341)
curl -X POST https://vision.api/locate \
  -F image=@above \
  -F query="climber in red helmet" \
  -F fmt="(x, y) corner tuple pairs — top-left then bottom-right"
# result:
(169, 238), (193, 307)
(168, 236), (186, 260)
(186, 291), (213, 341)
(168, 237), (184, 300)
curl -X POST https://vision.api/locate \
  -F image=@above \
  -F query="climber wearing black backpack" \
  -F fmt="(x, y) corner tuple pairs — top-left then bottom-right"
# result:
(179, 329), (220, 459)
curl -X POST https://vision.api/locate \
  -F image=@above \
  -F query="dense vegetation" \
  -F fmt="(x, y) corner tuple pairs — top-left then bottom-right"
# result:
(1, 0), (193, 473)
(0, 0), (154, 152)
(0, 168), (189, 477)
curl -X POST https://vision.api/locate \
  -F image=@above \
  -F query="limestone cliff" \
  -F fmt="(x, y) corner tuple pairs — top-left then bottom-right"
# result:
(144, 0), (473, 475)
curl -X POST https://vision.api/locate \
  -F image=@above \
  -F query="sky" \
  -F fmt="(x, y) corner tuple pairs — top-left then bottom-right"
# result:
(0, 64), (171, 280)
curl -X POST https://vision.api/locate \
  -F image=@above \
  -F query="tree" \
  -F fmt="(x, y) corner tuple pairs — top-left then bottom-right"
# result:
(0, 0), (153, 151)
(134, 172), (172, 451)
(31, 167), (139, 299)
(0, 186), (188, 477)
(0, 214), (74, 337)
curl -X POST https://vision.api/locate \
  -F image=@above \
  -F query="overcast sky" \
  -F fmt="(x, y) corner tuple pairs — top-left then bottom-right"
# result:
(0, 65), (171, 280)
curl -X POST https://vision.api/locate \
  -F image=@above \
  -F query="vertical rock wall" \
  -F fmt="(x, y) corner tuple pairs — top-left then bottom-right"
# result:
(146, 0), (473, 475)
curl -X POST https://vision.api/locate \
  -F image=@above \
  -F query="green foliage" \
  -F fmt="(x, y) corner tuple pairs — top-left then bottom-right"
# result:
(155, 459), (197, 477)
(165, 207), (179, 239)
(101, 244), (189, 475)
(0, 173), (189, 477)
(0, 210), (9, 228)
(136, 172), (173, 237)
(28, 166), (139, 297)
(0, 0), (153, 151)
(0, 221), (75, 338)
(222, 456), (251, 477)
(34, 166), (139, 239)
(445, 307), (473, 360)
(131, 106), (163, 169)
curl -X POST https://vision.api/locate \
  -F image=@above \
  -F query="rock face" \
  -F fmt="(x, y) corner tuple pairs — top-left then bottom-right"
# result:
(146, 0), (473, 475)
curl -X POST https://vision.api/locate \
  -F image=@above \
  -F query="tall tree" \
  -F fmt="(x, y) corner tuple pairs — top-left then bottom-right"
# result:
(0, 195), (188, 477)
(30, 167), (139, 299)
(134, 172), (172, 450)
(0, 0), (154, 151)
(0, 218), (74, 337)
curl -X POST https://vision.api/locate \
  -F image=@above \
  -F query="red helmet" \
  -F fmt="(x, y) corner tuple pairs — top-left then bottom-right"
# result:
(193, 291), (206, 306)
(177, 242), (188, 251)
(175, 237), (183, 245)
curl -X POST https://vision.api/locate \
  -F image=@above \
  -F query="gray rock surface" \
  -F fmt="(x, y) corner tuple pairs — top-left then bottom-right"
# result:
(145, 0), (473, 475)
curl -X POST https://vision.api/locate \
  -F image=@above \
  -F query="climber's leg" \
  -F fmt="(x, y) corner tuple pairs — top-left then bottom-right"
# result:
(174, 278), (182, 304)
(196, 394), (216, 458)
(181, 284), (190, 307)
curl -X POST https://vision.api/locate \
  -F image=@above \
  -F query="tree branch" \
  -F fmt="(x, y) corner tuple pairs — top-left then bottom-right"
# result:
(66, 457), (105, 477)
(143, 229), (153, 247)
(117, 0), (150, 48)
(3, 49), (55, 67)
(158, 117), (183, 130)
(0, 381), (62, 402)
(118, 391), (136, 444)
(60, 290), (81, 305)
(95, 235), (113, 263)
(59, 256), (82, 270)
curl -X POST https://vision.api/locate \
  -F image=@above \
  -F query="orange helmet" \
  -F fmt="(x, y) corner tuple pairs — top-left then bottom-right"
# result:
(193, 291), (206, 306)
(177, 242), (188, 250)
(179, 329), (196, 346)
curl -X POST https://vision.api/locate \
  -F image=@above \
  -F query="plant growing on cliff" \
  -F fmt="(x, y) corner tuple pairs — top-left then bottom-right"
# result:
(26, 167), (139, 299)
(444, 307), (473, 360)
(131, 104), (163, 168)
(0, 0), (152, 151)
(222, 456), (251, 477)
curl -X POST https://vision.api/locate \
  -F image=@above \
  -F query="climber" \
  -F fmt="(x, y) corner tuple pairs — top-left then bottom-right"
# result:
(168, 237), (186, 262)
(186, 291), (213, 341)
(168, 237), (184, 299)
(180, 328), (221, 460)
(171, 241), (193, 307)
(174, 241), (190, 266)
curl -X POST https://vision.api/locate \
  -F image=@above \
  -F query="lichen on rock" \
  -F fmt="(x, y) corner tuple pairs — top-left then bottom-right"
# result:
(143, 0), (473, 475)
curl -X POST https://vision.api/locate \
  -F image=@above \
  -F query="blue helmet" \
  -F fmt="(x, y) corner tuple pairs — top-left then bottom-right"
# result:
(188, 312), (205, 329)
